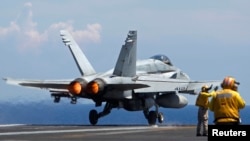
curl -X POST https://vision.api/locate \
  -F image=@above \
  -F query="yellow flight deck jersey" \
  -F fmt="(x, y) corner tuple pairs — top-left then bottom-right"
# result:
(209, 89), (245, 123)
(195, 91), (215, 108)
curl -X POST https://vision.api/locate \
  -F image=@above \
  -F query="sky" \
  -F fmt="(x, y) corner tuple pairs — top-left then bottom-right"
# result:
(0, 0), (250, 106)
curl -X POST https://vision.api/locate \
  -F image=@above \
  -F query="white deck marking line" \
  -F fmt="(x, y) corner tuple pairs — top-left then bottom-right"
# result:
(0, 126), (166, 136)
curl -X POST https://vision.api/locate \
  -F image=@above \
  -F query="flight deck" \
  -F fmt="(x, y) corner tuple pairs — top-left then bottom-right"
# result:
(0, 125), (207, 141)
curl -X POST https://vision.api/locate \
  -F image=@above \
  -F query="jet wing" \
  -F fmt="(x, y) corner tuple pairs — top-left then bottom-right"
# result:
(180, 80), (221, 94)
(133, 76), (221, 94)
(3, 77), (72, 92)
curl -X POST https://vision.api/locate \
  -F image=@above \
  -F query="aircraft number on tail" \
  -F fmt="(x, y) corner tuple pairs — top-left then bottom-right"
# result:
(174, 86), (188, 91)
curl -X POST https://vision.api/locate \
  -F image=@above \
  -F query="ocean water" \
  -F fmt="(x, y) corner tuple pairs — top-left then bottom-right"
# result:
(0, 102), (249, 125)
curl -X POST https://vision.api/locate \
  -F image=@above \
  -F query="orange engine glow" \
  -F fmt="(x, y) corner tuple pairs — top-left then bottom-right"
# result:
(68, 81), (82, 95)
(86, 81), (99, 95)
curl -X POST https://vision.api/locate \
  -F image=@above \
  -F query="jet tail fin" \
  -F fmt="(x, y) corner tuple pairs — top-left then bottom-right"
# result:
(113, 30), (137, 77)
(60, 30), (96, 76)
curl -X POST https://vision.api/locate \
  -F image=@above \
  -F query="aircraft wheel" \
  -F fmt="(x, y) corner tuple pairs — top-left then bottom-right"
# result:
(148, 111), (157, 125)
(89, 109), (98, 125)
(158, 112), (164, 123)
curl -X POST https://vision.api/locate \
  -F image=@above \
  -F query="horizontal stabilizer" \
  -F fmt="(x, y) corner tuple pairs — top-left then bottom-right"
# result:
(3, 77), (71, 91)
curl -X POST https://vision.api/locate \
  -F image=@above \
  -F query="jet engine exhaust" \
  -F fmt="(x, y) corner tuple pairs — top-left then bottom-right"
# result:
(86, 79), (105, 95)
(86, 81), (99, 94)
(68, 81), (82, 95)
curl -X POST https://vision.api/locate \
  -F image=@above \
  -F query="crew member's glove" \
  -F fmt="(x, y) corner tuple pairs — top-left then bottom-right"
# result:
(214, 86), (218, 91)
(207, 85), (213, 91)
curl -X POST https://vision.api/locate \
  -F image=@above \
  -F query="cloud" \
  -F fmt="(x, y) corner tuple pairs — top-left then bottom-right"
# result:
(48, 22), (102, 44)
(0, 22), (20, 36)
(0, 2), (102, 52)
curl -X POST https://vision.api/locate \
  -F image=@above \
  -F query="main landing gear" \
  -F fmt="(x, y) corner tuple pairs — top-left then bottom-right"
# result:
(88, 102), (164, 126)
(143, 104), (164, 125)
(89, 102), (113, 125)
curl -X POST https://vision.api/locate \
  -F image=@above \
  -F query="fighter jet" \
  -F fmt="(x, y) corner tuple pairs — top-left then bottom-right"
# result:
(3, 30), (220, 125)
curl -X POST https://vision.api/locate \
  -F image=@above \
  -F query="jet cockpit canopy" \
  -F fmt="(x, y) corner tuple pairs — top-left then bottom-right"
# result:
(150, 54), (173, 66)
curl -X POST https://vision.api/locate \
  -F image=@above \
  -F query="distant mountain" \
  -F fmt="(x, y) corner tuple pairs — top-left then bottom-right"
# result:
(0, 102), (249, 125)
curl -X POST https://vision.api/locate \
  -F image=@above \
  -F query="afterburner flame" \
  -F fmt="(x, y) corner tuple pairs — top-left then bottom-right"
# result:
(68, 81), (82, 95)
(86, 81), (99, 94)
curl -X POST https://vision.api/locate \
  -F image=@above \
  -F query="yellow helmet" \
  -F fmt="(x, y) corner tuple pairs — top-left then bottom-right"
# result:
(201, 85), (209, 92)
(221, 76), (240, 89)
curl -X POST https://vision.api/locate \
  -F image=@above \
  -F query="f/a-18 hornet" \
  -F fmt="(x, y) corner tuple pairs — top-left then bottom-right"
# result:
(4, 30), (220, 125)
